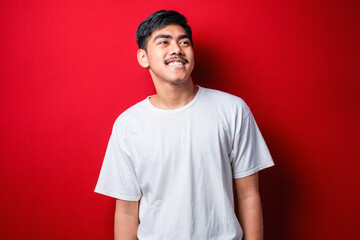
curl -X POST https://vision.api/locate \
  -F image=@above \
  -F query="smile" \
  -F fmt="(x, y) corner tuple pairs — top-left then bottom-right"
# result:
(168, 61), (184, 66)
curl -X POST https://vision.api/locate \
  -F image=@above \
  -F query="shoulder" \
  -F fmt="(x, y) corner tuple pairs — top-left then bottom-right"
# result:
(112, 98), (149, 132)
(199, 86), (251, 116)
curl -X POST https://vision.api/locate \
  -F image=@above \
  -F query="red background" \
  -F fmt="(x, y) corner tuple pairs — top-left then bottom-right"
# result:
(1, 0), (359, 239)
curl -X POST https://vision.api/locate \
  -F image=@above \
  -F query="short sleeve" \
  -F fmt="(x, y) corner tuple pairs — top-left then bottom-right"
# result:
(94, 121), (142, 201)
(230, 111), (274, 178)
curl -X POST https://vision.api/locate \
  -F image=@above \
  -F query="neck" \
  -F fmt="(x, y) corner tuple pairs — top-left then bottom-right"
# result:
(150, 78), (198, 110)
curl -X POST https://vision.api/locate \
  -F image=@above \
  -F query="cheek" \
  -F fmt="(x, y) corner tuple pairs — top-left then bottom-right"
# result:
(151, 51), (166, 62)
(148, 55), (162, 67)
(188, 53), (195, 66)
(186, 50), (195, 61)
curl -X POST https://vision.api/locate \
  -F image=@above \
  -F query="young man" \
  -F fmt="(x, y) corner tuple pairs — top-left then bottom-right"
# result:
(95, 10), (274, 240)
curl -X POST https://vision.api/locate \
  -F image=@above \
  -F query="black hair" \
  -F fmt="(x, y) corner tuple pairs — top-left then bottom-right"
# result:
(136, 10), (193, 50)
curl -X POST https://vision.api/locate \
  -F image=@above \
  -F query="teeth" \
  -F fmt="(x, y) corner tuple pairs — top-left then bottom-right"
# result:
(168, 61), (184, 66)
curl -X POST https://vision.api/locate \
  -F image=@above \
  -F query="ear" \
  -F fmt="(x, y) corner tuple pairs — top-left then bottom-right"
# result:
(137, 49), (149, 68)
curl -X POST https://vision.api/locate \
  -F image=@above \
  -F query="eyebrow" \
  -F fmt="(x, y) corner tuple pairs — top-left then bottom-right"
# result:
(153, 34), (190, 41)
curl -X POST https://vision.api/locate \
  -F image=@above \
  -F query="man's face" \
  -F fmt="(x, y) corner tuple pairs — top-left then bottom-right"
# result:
(138, 24), (195, 85)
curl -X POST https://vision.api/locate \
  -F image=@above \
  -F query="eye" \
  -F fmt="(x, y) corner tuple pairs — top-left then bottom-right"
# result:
(179, 41), (190, 46)
(159, 41), (168, 45)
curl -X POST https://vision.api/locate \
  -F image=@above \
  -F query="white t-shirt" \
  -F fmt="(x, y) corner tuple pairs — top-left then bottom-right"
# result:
(95, 86), (274, 240)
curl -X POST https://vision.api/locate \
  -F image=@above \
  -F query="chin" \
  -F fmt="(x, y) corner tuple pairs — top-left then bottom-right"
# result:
(166, 78), (189, 85)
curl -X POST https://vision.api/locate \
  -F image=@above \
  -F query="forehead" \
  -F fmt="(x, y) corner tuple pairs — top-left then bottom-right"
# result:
(149, 24), (187, 40)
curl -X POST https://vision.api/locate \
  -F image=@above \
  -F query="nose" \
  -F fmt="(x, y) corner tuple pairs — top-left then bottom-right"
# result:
(170, 42), (183, 55)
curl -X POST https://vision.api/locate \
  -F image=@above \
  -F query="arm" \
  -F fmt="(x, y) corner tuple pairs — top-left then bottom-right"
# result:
(234, 173), (263, 240)
(114, 199), (139, 240)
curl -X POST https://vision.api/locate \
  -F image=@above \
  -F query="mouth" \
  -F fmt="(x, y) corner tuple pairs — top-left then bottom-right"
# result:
(164, 57), (189, 66)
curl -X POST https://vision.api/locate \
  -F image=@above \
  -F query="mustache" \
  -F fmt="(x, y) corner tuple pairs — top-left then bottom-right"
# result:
(164, 56), (189, 64)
